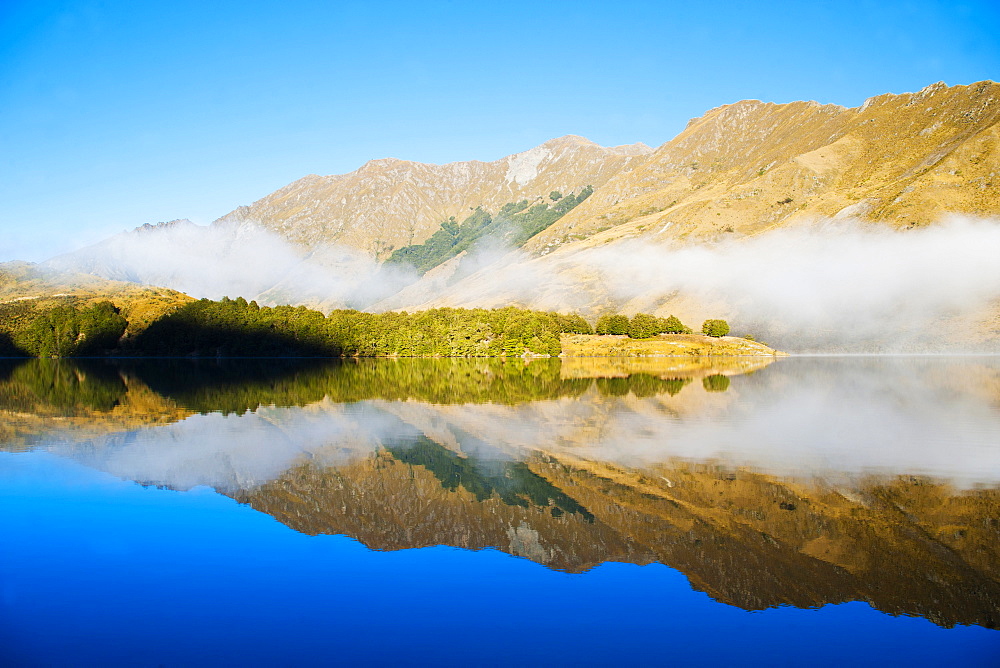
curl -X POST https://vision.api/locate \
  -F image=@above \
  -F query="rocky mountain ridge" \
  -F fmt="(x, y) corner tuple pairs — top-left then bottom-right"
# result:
(211, 80), (1000, 259)
(528, 80), (1000, 251)
(215, 134), (652, 259)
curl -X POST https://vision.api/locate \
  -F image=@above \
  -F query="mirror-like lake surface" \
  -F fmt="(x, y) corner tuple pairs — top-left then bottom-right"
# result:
(2, 356), (999, 666)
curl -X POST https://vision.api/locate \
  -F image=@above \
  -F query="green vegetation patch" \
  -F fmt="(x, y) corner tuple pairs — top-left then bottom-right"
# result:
(385, 187), (593, 275)
(129, 299), (593, 358)
(595, 312), (692, 338)
(0, 299), (126, 357)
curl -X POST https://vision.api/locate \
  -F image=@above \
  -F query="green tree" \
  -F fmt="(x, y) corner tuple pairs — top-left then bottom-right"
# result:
(549, 191), (563, 201)
(595, 314), (630, 335)
(627, 313), (659, 339)
(661, 315), (689, 334)
(701, 319), (730, 337)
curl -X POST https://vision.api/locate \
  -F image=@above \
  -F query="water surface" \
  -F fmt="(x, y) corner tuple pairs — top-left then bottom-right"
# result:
(2, 356), (999, 665)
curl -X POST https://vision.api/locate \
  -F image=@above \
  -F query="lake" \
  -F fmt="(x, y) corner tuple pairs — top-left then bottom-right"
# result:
(1, 356), (999, 666)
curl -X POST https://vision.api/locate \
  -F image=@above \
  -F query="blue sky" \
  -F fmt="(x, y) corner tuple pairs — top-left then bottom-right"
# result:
(1, 0), (998, 262)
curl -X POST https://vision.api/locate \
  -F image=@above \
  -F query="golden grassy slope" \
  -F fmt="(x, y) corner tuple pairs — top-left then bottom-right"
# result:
(0, 261), (193, 336)
(215, 135), (652, 258)
(529, 80), (1000, 251)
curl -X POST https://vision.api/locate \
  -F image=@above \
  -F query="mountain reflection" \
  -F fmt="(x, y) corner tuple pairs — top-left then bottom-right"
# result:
(2, 356), (999, 629)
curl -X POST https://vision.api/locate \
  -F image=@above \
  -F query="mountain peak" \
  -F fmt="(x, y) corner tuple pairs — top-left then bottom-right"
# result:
(542, 134), (598, 148)
(130, 219), (198, 235)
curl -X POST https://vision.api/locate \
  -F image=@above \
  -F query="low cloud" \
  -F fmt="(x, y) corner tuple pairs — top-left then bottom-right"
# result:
(44, 215), (1000, 350)
(578, 216), (1000, 351)
(44, 220), (418, 309)
(403, 216), (1000, 351)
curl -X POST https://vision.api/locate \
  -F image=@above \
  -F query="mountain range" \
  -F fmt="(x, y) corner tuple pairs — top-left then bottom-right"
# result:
(29, 80), (1000, 350)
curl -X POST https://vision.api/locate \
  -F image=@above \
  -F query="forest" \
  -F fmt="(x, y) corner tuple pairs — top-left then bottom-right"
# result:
(0, 294), (704, 359)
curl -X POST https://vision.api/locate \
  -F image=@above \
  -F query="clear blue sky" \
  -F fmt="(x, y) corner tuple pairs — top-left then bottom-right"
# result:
(2, 0), (998, 261)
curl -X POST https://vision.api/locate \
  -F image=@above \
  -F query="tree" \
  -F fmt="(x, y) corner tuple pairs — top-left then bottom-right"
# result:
(661, 315), (688, 334)
(595, 314), (629, 335)
(627, 313), (659, 339)
(701, 319), (730, 337)
(549, 191), (563, 201)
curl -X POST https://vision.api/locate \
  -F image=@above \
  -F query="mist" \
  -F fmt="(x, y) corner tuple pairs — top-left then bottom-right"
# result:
(581, 216), (1000, 351)
(43, 220), (418, 310)
(405, 216), (1000, 352)
(42, 215), (1000, 350)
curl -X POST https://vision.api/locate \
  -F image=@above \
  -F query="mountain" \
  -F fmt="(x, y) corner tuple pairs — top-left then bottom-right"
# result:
(526, 80), (1000, 252)
(215, 135), (652, 259)
(368, 82), (1000, 350)
(40, 81), (1000, 351)
(44, 136), (652, 309)
(211, 81), (999, 259)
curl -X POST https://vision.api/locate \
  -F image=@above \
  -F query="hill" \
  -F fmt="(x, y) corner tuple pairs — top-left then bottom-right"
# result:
(528, 80), (1000, 252)
(0, 261), (193, 346)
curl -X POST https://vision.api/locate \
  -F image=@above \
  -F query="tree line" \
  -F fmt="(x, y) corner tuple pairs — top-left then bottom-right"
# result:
(129, 298), (594, 357)
(595, 313), (730, 338)
(0, 294), (730, 358)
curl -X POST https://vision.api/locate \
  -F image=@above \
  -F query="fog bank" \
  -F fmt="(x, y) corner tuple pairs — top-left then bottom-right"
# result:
(405, 216), (1000, 352)
(580, 216), (1000, 351)
(43, 215), (1000, 350)
(43, 220), (417, 309)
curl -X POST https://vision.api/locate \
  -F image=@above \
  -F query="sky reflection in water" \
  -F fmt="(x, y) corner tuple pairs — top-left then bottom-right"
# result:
(1, 356), (999, 665)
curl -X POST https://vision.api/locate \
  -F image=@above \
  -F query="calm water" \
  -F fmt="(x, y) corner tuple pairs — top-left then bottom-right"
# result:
(1, 356), (999, 666)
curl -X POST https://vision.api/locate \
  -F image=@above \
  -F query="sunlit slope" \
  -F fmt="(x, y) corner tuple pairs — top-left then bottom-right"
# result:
(214, 135), (651, 258)
(0, 261), (193, 336)
(216, 81), (999, 261)
(528, 81), (1000, 251)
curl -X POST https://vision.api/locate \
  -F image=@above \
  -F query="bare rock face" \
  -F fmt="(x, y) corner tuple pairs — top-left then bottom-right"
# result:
(214, 135), (652, 259)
